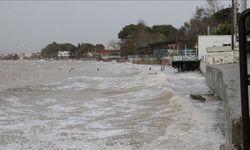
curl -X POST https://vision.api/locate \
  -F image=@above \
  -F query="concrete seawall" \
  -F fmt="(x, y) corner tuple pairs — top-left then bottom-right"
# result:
(206, 64), (243, 144)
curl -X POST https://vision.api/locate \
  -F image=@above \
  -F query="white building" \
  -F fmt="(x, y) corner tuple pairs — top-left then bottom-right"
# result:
(198, 35), (232, 60)
(198, 35), (239, 74)
(20, 53), (32, 60)
(95, 50), (121, 60)
(57, 51), (70, 59)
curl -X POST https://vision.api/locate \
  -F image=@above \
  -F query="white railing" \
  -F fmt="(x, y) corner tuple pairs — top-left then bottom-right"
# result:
(173, 55), (198, 61)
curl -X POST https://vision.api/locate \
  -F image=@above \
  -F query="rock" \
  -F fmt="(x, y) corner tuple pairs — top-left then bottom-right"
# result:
(202, 93), (221, 101)
(190, 94), (206, 102)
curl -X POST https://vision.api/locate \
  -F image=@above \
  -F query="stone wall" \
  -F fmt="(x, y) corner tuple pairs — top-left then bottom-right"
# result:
(206, 64), (242, 144)
(205, 52), (234, 64)
(200, 48), (239, 75)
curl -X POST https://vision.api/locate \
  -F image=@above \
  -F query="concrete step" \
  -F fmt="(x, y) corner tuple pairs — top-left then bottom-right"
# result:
(220, 144), (240, 150)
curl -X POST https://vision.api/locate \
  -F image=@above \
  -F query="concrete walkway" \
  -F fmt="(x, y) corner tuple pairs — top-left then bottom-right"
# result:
(206, 63), (243, 144)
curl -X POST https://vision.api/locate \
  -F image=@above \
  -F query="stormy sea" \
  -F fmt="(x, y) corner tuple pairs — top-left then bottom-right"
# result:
(0, 60), (224, 150)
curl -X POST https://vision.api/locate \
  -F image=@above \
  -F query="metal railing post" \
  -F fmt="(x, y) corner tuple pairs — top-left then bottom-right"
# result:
(239, 9), (250, 149)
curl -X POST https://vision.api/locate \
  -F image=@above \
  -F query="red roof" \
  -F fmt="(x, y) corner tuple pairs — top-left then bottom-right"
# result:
(96, 50), (120, 54)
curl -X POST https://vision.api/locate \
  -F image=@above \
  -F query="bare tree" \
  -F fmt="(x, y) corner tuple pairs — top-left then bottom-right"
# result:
(137, 19), (147, 26)
(204, 0), (224, 17)
(107, 40), (121, 50)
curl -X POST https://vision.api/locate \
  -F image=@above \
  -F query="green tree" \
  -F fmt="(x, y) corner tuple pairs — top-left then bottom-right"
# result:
(60, 43), (77, 58)
(214, 22), (231, 35)
(210, 7), (231, 26)
(118, 21), (176, 57)
(94, 44), (105, 51)
(209, 7), (231, 35)
(118, 23), (149, 57)
(77, 43), (94, 58)
(152, 25), (177, 41)
(41, 42), (76, 58)
(41, 42), (60, 58)
(118, 24), (138, 40)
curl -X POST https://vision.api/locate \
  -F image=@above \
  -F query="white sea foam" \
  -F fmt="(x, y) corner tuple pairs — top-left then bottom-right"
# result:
(140, 96), (224, 150)
(0, 61), (224, 149)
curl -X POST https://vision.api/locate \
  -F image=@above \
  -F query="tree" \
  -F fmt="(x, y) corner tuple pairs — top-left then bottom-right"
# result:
(118, 24), (138, 40)
(176, 3), (228, 48)
(210, 7), (231, 26)
(135, 23), (155, 47)
(214, 22), (231, 35)
(108, 40), (121, 50)
(41, 42), (60, 58)
(118, 22), (176, 57)
(41, 42), (76, 58)
(94, 44), (105, 51)
(77, 43), (94, 58)
(118, 23), (150, 57)
(120, 38), (136, 57)
(204, 0), (223, 17)
(177, 7), (208, 48)
(61, 43), (77, 58)
(152, 25), (177, 41)
(210, 7), (231, 35)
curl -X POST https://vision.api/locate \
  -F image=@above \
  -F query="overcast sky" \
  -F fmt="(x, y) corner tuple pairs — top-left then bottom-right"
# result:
(0, 0), (242, 53)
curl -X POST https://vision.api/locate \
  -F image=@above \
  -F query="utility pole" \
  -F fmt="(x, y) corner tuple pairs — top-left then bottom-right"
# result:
(232, 0), (240, 50)
(232, 0), (235, 50)
(234, 0), (238, 41)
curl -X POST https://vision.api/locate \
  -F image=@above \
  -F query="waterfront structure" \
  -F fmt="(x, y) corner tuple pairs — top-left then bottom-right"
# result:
(20, 52), (41, 60)
(134, 41), (176, 57)
(20, 53), (32, 60)
(172, 48), (199, 71)
(149, 41), (176, 57)
(57, 51), (70, 59)
(128, 41), (176, 65)
(95, 49), (121, 61)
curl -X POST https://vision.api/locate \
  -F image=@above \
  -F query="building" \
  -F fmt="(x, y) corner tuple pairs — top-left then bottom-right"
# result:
(148, 41), (177, 57)
(134, 41), (177, 57)
(1, 53), (19, 60)
(57, 51), (70, 59)
(95, 50), (121, 61)
(20, 53), (32, 60)
(198, 35), (232, 60)
(20, 52), (41, 60)
(198, 35), (239, 74)
(128, 41), (177, 65)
